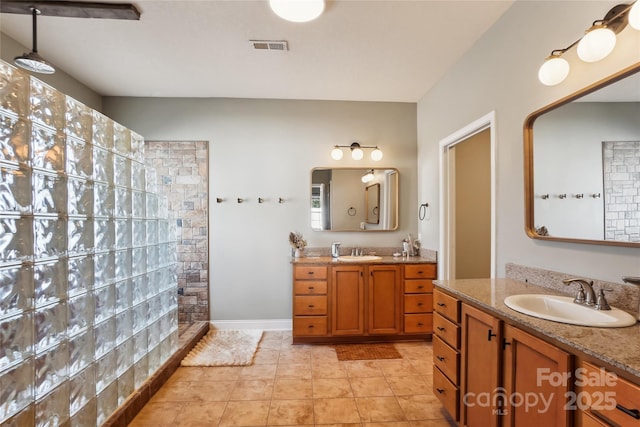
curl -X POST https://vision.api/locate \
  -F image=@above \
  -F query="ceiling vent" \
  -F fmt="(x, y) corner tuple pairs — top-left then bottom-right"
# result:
(250, 40), (289, 51)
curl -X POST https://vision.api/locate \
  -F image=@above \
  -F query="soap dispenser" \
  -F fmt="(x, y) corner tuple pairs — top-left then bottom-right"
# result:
(331, 242), (341, 258)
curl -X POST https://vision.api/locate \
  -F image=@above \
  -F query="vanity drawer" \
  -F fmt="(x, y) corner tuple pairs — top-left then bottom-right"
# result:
(404, 294), (433, 313)
(404, 264), (436, 279)
(434, 312), (460, 349)
(433, 364), (459, 421)
(403, 313), (432, 333)
(434, 289), (460, 323)
(294, 281), (327, 295)
(404, 279), (433, 294)
(433, 335), (459, 384)
(293, 316), (328, 336)
(578, 361), (640, 426)
(294, 266), (328, 280)
(294, 296), (327, 315)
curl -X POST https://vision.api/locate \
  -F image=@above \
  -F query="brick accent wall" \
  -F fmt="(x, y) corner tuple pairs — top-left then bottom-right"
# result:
(145, 141), (209, 323)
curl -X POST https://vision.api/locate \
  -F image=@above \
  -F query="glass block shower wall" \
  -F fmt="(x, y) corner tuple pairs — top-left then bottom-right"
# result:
(0, 61), (178, 426)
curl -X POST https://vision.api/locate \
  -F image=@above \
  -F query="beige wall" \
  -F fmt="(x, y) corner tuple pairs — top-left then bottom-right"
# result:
(102, 98), (418, 321)
(417, 0), (640, 283)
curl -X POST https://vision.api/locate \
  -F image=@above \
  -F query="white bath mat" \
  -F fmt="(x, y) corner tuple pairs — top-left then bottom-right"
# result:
(181, 328), (263, 367)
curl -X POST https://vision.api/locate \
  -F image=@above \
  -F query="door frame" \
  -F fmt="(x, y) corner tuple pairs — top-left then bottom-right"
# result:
(438, 111), (497, 280)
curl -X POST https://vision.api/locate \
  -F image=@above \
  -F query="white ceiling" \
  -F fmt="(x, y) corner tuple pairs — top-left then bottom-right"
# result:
(0, 0), (513, 102)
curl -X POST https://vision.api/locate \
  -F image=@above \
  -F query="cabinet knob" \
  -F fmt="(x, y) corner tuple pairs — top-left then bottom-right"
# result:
(417, 302), (423, 306)
(417, 271), (424, 274)
(308, 286), (315, 290)
(437, 302), (446, 307)
(437, 326), (445, 332)
(436, 355), (445, 362)
(417, 285), (424, 289)
(417, 322), (424, 327)
(307, 271), (314, 275)
(487, 330), (497, 341)
(308, 305), (315, 308)
(308, 325), (314, 329)
(436, 388), (445, 394)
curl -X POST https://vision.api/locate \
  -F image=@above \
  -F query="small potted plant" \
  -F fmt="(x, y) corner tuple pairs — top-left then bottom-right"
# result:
(289, 231), (307, 258)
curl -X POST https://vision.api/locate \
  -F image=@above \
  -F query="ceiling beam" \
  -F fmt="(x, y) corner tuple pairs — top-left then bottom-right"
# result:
(0, 1), (140, 20)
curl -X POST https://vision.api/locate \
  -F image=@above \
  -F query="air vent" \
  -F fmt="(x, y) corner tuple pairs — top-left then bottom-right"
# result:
(250, 40), (289, 51)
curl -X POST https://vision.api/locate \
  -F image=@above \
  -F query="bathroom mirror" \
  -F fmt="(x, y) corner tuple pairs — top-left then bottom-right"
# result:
(524, 62), (640, 247)
(311, 168), (398, 231)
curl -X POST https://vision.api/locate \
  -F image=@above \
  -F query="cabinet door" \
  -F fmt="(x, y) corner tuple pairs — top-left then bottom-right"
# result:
(368, 265), (401, 334)
(461, 303), (501, 427)
(502, 324), (571, 427)
(332, 265), (365, 335)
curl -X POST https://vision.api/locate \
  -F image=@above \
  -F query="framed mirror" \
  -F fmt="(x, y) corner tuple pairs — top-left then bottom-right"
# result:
(311, 168), (398, 231)
(524, 62), (640, 247)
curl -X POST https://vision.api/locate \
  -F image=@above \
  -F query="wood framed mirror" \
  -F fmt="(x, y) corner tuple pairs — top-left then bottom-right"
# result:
(524, 62), (640, 247)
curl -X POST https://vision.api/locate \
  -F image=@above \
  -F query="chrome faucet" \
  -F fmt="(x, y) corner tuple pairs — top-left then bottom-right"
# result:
(562, 278), (596, 306)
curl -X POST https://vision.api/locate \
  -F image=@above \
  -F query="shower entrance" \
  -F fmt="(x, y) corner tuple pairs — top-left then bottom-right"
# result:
(144, 140), (209, 324)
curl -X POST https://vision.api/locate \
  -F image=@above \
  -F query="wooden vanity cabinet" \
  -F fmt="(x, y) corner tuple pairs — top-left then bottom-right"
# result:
(403, 264), (435, 334)
(332, 264), (401, 336)
(432, 288), (461, 421)
(460, 303), (501, 427)
(292, 265), (328, 336)
(574, 361), (640, 427)
(459, 301), (571, 427)
(332, 265), (365, 335)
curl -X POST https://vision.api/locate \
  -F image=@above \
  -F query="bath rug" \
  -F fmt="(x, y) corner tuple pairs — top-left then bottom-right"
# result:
(181, 328), (263, 366)
(334, 343), (402, 361)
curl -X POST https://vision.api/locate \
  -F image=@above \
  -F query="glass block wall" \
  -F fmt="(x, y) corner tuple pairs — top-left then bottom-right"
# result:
(0, 60), (179, 426)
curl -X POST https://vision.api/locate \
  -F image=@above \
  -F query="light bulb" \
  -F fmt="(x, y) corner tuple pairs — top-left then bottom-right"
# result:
(269, 0), (325, 23)
(630, 1), (640, 31)
(331, 147), (343, 160)
(351, 147), (364, 160)
(577, 26), (616, 62)
(538, 55), (570, 86)
(371, 148), (383, 161)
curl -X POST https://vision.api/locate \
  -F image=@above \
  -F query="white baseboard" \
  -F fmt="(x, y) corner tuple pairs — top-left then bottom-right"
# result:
(210, 319), (292, 331)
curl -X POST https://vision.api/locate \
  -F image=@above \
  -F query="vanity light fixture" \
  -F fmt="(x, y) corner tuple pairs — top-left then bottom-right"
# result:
(538, 1), (639, 86)
(331, 142), (384, 161)
(361, 169), (375, 183)
(14, 8), (55, 74)
(269, 0), (324, 23)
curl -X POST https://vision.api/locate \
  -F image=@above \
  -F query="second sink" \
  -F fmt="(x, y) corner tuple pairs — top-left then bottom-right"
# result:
(503, 294), (637, 328)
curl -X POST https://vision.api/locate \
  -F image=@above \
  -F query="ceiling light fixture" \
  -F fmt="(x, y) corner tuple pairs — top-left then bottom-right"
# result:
(331, 142), (384, 161)
(14, 8), (55, 74)
(537, 2), (639, 86)
(269, 0), (325, 23)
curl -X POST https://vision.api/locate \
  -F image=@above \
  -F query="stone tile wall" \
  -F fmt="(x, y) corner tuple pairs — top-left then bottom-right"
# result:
(603, 141), (640, 243)
(144, 141), (209, 323)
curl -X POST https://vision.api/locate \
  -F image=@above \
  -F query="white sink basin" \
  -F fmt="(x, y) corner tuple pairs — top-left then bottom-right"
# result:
(337, 255), (382, 262)
(503, 294), (637, 328)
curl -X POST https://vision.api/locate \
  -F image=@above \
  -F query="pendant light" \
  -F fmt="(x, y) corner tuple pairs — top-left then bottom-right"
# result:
(14, 8), (55, 74)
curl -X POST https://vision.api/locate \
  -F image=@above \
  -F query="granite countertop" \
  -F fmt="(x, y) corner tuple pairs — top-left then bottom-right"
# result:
(291, 255), (437, 265)
(434, 278), (640, 383)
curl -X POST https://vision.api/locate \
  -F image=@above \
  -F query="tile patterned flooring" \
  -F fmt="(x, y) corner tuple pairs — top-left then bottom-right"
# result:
(129, 331), (456, 427)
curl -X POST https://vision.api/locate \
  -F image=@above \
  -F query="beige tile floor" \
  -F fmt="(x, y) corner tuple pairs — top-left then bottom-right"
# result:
(129, 331), (456, 427)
